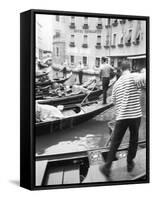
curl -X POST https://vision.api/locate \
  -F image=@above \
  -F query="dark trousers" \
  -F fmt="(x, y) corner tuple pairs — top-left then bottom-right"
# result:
(79, 71), (83, 85)
(102, 77), (110, 104)
(105, 117), (141, 169)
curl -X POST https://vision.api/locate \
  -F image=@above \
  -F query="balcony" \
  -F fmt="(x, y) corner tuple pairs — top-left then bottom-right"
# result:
(125, 41), (131, 46)
(104, 41), (110, 48)
(95, 43), (102, 49)
(69, 23), (75, 29)
(82, 24), (89, 29)
(53, 32), (60, 39)
(69, 42), (75, 47)
(118, 43), (124, 47)
(82, 43), (88, 48)
(111, 44), (116, 48)
(133, 40), (140, 45)
(105, 24), (111, 28)
(112, 20), (118, 27)
(96, 24), (103, 29)
(120, 19), (126, 24)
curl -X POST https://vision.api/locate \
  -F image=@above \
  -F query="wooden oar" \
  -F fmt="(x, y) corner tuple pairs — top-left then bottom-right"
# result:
(80, 82), (97, 106)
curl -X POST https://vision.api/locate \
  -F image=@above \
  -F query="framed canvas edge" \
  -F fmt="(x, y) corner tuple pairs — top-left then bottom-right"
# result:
(20, 9), (150, 191)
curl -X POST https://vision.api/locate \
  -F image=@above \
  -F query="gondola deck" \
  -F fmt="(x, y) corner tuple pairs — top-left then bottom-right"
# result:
(35, 144), (146, 186)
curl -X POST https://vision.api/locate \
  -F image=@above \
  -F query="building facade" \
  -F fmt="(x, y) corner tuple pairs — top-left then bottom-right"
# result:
(36, 16), (52, 60)
(52, 15), (146, 70)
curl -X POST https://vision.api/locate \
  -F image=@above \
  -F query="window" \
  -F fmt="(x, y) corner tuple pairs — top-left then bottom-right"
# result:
(120, 19), (126, 24)
(96, 18), (103, 29)
(53, 31), (60, 39)
(133, 21), (141, 45)
(96, 35), (102, 49)
(56, 15), (60, 22)
(56, 47), (59, 56)
(70, 55), (74, 64)
(120, 35), (124, 44)
(84, 35), (87, 43)
(70, 16), (75, 29)
(118, 34), (124, 47)
(104, 34), (109, 48)
(105, 19), (111, 28)
(98, 18), (102, 23)
(111, 33), (116, 47)
(133, 32), (140, 45)
(71, 34), (75, 41)
(125, 29), (132, 46)
(69, 35), (75, 47)
(71, 16), (75, 22)
(84, 17), (88, 23)
(112, 19), (118, 26)
(97, 35), (101, 42)
(82, 35), (88, 48)
(95, 57), (101, 67)
(83, 17), (89, 29)
(83, 56), (87, 66)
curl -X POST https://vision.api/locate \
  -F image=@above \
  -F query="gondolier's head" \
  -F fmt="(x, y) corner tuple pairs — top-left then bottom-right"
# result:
(101, 57), (107, 63)
(120, 60), (131, 72)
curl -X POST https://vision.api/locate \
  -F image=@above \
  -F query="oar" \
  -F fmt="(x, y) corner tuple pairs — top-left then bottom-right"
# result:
(80, 82), (97, 106)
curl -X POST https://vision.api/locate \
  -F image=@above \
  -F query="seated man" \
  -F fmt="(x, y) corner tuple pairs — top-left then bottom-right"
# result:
(67, 85), (90, 96)
(36, 102), (64, 122)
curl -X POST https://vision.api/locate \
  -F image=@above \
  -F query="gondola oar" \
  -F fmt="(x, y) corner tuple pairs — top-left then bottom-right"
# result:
(80, 82), (97, 107)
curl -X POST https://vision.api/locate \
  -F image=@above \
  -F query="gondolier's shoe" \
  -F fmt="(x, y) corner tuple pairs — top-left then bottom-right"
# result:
(99, 165), (111, 178)
(127, 161), (135, 172)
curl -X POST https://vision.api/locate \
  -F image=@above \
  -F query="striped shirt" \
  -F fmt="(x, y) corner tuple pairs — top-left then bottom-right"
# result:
(112, 71), (146, 121)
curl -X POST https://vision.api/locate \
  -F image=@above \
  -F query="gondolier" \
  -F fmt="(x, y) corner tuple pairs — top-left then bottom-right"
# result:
(62, 61), (67, 78)
(100, 60), (146, 178)
(78, 62), (84, 85)
(100, 57), (114, 104)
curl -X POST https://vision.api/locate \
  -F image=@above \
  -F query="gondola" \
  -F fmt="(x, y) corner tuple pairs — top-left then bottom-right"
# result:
(35, 140), (146, 186)
(36, 101), (113, 134)
(52, 71), (72, 84)
(36, 75), (117, 104)
(37, 87), (103, 106)
(36, 72), (72, 87)
(36, 71), (50, 78)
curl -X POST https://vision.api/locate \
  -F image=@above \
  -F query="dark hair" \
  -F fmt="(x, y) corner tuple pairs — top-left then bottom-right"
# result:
(101, 57), (107, 63)
(120, 60), (131, 71)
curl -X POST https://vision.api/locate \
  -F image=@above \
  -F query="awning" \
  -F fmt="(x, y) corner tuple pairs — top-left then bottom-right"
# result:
(127, 55), (146, 59)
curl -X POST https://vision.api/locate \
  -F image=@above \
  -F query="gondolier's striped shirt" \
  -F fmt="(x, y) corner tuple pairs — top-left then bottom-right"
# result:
(112, 72), (146, 121)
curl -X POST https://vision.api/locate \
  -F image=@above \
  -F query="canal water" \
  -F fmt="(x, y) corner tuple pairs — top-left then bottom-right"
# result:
(36, 107), (146, 156)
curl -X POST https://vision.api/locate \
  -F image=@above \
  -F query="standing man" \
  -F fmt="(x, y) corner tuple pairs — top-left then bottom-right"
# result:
(62, 61), (67, 78)
(78, 61), (84, 85)
(100, 57), (114, 104)
(100, 60), (146, 178)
